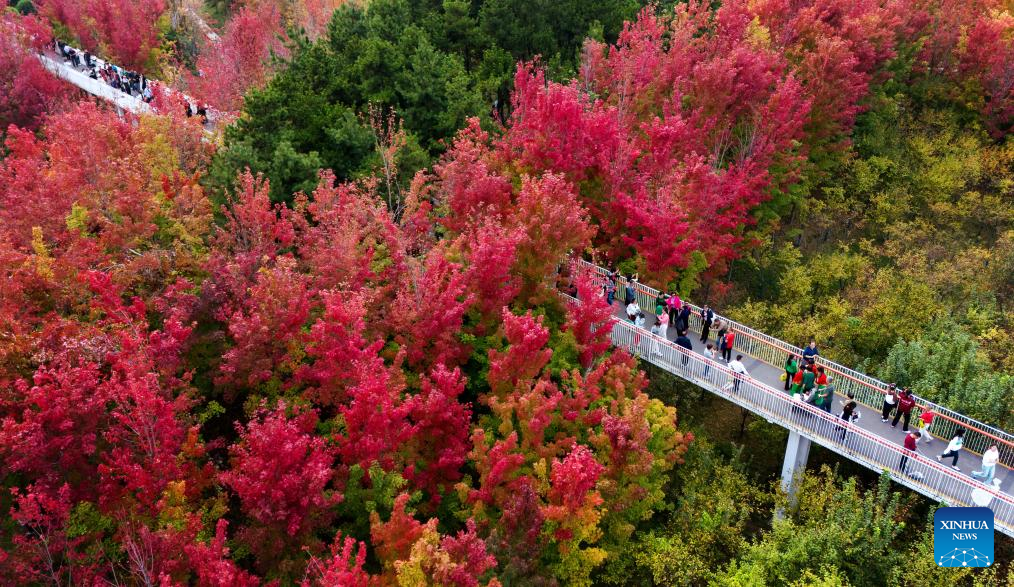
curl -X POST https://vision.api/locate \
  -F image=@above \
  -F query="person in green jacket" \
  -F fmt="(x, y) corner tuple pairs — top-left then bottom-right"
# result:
(783, 353), (798, 392)
(802, 364), (817, 400)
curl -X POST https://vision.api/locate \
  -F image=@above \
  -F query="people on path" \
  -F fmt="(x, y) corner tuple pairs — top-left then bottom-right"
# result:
(626, 300), (640, 322)
(881, 384), (898, 422)
(839, 392), (859, 442)
(784, 354), (799, 391)
(657, 306), (669, 339)
(802, 340), (819, 365)
(972, 445), (1000, 486)
(917, 410), (935, 444)
(801, 364), (817, 400)
(892, 388), (916, 431)
(675, 330), (693, 367)
(790, 368), (805, 398)
(604, 266), (617, 305)
(726, 354), (749, 393)
(700, 305), (714, 343)
(900, 430), (921, 476)
(721, 330), (735, 362)
(703, 343), (715, 378)
(624, 275), (637, 305)
(938, 430), (965, 471)
(677, 305), (692, 333)
(715, 317), (728, 346)
(813, 375), (833, 413)
(650, 322), (662, 356)
(635, 311), (646, 328)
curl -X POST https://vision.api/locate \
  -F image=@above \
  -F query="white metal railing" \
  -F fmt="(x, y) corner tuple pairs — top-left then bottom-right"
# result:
(562, 291), (1014, 538)
(580, 259), (1014, 467)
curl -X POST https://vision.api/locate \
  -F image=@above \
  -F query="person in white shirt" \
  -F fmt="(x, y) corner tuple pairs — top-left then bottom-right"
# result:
(649, 323), (661, 355)
(626, 301), (640, 323)
(937, 430), (965, 471)
(725, 354), (749, 392)
(702, 342), (715, 379)
(972, 445), (1000, 485)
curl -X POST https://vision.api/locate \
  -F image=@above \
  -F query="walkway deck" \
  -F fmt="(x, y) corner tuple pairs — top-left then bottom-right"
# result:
(574, 260), (1014, 538)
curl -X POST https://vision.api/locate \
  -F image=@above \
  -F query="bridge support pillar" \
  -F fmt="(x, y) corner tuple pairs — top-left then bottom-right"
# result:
(778, 430), (811, 513)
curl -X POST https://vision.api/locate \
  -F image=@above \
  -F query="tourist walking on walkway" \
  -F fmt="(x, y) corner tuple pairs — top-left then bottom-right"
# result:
(839, 392), (858, 442)
(938, 430), (965, 470)
(881, 384), (898, 422)
(721, 330), (735, 362)
(675, 330), (693, 367)
(703, 343), (715, 378)
(899, 430), (921, 476)
(917, 410), (935, 444)
(726, 354), (749, 393)
(892, 388), (916, 431)
(700, 305), (714, 342)
(972, 445), (1000, 486)
(784, 354), (799, 391)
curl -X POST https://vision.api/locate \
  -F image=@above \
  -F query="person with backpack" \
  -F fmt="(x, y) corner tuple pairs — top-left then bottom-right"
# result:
(937, 430), (965, 471)
(699, 305), (714, 343)
(892, 388), (916, 431)
(838, 392), (859, 442)
(783, 354), (799, 392)
(881, 384), (898, 422)
(722, 330), (735, 362)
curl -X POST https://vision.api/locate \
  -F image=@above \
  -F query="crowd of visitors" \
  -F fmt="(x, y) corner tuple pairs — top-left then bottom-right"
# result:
(597, 261), (1006, 491)
(54, 39), (155, 103)
(52, 39), (211, 123)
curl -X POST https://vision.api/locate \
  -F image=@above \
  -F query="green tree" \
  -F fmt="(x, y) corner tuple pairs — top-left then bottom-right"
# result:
(880, 320), (1014, 428)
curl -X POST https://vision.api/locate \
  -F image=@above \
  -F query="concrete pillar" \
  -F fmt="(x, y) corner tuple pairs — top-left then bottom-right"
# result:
(779, 430), (811, 508)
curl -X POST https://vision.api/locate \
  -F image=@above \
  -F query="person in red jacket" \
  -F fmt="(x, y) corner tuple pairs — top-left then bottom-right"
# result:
(892, 387), (916, 432)
(899, 430), (921, 476)
(917, 410), (935, 444)
(722, 330), (735, 362)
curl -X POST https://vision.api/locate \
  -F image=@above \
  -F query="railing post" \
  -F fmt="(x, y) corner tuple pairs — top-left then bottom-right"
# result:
(779, 430), (811, 515)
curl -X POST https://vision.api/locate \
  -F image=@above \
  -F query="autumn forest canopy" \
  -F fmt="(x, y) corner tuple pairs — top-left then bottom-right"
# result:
(1, 0), (1014, 585)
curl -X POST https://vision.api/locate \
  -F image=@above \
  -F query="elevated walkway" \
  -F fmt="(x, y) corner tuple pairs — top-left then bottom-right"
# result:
(572, 259), (1014, 538)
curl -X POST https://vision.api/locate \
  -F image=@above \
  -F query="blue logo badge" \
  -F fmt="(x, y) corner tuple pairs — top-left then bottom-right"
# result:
(934, 507), (993, 567)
